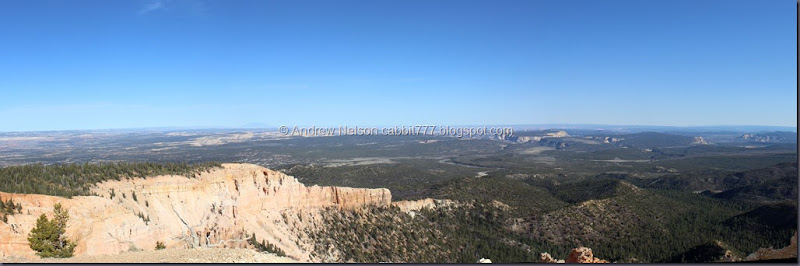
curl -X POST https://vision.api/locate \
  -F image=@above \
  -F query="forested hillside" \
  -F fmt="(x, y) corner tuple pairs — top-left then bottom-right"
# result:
(0, 162), (221, 197)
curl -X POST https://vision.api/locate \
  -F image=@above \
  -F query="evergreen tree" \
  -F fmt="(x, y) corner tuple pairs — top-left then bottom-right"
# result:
(27, 203), (76, 258)
(6, 198), (15, 214)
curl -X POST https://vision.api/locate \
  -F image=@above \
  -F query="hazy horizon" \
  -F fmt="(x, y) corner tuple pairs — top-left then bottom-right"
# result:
(0, 123), (795, 134)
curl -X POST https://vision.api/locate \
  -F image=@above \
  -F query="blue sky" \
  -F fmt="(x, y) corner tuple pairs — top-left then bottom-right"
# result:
(0, 0), (796, 131)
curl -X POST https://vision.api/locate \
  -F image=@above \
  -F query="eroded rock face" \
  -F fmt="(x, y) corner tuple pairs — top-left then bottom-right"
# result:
(539, 252), (564, 263)
(566, 247), (608, 263)
(392, 199), (457, 219)
(392, 199), (455, 213)
(0, 163), (390, 262)
(746, 232), (798, 261)
(539, 247), (607, 263)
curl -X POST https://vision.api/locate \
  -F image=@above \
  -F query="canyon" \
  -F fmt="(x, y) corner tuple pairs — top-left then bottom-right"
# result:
(0, 163), (796, 263)
(0, 163), (390, 262)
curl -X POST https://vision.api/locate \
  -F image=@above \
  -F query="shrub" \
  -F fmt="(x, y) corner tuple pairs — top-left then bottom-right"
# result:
(155, 241), (166, 250)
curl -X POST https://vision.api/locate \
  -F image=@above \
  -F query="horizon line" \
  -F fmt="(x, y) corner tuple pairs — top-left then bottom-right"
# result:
(0, 123), (796, 134)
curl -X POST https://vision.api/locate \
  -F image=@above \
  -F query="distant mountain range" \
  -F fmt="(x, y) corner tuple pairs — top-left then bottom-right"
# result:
(505, 124), (797, 133)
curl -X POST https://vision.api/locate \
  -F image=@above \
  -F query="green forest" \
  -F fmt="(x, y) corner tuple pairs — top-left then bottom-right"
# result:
(0, 162), (221, 197)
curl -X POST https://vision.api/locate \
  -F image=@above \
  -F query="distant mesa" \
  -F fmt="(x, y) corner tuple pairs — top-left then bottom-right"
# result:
(500, 130), (569, 143)
(736, 132), (797, 143)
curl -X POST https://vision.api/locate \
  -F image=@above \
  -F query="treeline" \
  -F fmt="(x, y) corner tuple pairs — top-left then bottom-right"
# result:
(0, 162), (222, 197)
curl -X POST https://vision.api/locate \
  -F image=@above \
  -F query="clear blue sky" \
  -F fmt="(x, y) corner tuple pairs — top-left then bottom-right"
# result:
(0, 0), (796, 131)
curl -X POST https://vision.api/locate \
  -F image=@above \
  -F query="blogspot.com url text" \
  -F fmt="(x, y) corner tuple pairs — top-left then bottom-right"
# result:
(278, 125), (514, 138)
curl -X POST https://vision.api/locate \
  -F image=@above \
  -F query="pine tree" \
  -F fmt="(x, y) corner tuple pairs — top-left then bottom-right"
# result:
(28, 214), (57, 256)
(6, 198), (15, 214)
(27, 203), (75, 258)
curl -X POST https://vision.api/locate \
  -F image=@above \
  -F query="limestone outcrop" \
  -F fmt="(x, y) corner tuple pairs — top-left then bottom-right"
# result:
(539, 252), (564, 263)
(539, 247), (608, 263)
(392, 199), (457, 218)
(0, 163), (390, 262)
(392, 198), (455, 212)
(566, 247), (609, 263)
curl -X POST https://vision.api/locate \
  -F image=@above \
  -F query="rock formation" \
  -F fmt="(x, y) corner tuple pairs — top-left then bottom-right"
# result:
(392, 198), (455, 212)
(746, 232), (798, 261)
(693, 136), (708, 145)
(539, 252), (564, 263)
(392, 199), (456, 218)
(539, 247), (608, 263)
(546, 131), (569, 138)
(566, 247), (609, 263)
(0, 163), (390, 262)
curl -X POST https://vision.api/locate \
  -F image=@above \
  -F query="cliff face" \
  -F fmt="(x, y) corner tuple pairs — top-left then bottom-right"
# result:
(392, 198), (456, 212)
(0, 163), (390, 261)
